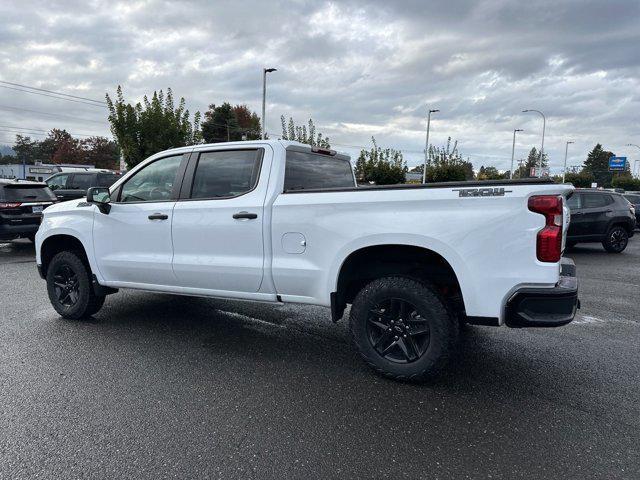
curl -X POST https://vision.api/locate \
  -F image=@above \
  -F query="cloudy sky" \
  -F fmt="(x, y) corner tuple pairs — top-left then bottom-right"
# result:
(1, 0), (639, 172)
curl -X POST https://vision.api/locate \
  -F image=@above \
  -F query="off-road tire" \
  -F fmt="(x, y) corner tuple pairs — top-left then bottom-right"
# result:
(349, 276), (458, 382)
(46, 251), (105, 319)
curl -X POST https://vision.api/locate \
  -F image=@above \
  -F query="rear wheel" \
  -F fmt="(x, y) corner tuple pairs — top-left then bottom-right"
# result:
(349, 276), (457, 382)
(46, 251), (105, 319)
(602, 226), (628, 253)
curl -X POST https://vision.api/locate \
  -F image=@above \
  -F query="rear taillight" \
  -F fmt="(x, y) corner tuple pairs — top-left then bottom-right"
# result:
(528, 195), (563, 262)
(0, 202), (21, 209)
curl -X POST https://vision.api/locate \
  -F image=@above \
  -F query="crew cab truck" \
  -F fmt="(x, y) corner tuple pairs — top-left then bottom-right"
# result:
(35, 140), (578, 381)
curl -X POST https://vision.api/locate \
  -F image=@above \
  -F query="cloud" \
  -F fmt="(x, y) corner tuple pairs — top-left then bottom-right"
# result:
(0, 0), (638, 171)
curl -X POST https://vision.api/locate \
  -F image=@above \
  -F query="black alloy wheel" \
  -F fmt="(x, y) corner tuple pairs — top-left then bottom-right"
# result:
(46, 251), (106, 319)
(366, 298), (431, 364)
(603, 226), (628, 253)
(349, 276), (457, 382)
(52, 264), (80, 307)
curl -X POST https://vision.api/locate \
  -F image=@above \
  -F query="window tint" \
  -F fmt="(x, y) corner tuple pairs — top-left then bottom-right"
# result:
(1, 185), (56, 202)
(625, 194), (640, 203)
(582, 193), (608, 208)
(120, 155), (182, 203)
(566, 194), (581, 209)
(70, 173), (95, 190)
(284, 151), (354, 191)
(190, 150), (261, 199)
(46, 173), (70, 191)
(96, 174), (119, 187)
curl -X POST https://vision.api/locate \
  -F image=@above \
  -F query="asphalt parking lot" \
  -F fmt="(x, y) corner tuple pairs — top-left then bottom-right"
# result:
(1, 239), (639, 479)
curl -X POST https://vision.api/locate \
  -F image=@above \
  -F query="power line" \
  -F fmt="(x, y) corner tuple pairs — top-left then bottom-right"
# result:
(0, 104), (106, 125)
(0, 80), (106, 105)
(0, 84), (108, 108)
(0, 124), (99, 137)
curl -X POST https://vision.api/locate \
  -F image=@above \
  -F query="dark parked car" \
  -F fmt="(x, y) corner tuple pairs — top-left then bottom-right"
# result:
(45, 170), (119, 201)
(624, 193), (640, 226)
(0, 180), (57, 242)
(566, 189), (636, 253)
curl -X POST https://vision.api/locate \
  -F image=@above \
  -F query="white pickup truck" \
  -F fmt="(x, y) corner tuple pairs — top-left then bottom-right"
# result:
(36, 140), (578, 381)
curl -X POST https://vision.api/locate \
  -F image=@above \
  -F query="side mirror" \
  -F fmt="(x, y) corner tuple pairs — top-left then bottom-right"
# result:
(87, 187), (111, 214)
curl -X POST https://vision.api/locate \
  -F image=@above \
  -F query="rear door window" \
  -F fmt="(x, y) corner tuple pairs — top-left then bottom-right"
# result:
(582, 193), (608, 208)
(190, 149), (262, 199)
(69, 173), (96, 190)
(566, 194), (581, 209)
(284, 151), (355, 191)
(96, 174), (119, 187)
(46, 173), (70, 191)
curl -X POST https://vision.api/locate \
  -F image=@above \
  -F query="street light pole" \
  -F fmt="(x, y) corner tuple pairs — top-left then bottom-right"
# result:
(422, 108), (439, 184)
(510, 129), (523, 179)
(262, 68), (277, 140)
(523, 109), (546, 176)
(562, 140), (574, 183)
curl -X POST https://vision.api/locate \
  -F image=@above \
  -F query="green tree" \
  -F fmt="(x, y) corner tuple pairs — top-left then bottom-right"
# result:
(81, 136), (120, 169)
(582, 144), (617, 188)
(513, 147), (549, 178)
(201, 102), (240, 143)
(355, 137), (407, 185)
(563, 171), (595, 188)
(424, 137), (474, 182)
(106, 86), (201, 169)
(200, 103), (262, 143)
(611, 174), (640, 191)
(280, 116), (330, 148)
(12, 135), (40, 165)
(232, 104), (261, 140)
(38, 129), (78, 162)
(477, 165), (507, 180)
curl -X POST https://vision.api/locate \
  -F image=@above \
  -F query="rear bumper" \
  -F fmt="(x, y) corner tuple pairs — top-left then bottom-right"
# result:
(0, 222), (40, 240)
(505, 258), (579, 328)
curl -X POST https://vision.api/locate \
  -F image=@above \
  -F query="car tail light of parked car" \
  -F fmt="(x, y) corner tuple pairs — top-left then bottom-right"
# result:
(528, 195), (563, 263)
(0, 202), (22, 209)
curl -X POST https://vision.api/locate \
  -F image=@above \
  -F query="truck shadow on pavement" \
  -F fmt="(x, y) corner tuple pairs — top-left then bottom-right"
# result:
(70, 290), (615, 413)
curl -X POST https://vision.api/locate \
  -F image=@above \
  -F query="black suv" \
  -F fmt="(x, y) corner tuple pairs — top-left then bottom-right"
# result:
(566, 189), (636, 253)
(624, 192), (640, 226)
(0, 180), (57, 242)
(46, 170), (119, 201)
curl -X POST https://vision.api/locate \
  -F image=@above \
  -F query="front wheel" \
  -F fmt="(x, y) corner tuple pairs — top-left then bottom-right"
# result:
(349, 276), (457, 382)
(602, 226), (628, 253)
(46, 251), (105, 319)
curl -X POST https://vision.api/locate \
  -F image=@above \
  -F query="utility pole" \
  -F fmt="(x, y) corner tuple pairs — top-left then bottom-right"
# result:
(510, 129), (523, 179)
(261, 68), (277, 140)
(562, 140), (574, 183)
(422, 108), (439, 184)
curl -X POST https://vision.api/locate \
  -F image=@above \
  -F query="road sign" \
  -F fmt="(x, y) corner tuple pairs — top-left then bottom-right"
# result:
(530, 167), (550, 178)
(609, 156), (627, 171)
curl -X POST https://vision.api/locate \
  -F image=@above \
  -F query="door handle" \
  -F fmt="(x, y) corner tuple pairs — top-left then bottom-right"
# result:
(233, 211), (258, 220)
(148, 213), (168, 220)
